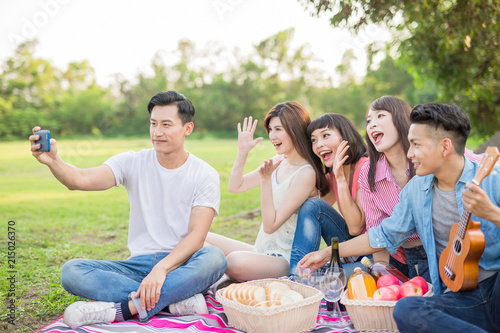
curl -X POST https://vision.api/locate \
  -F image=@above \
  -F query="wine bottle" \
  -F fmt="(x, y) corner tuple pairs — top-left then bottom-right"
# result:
(327, 237), (346, 311)
(361, 256), (409, 283)
(329, 237), (342, 269)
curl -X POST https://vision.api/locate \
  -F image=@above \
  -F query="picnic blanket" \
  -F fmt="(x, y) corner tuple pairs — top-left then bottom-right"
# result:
(38, 291), (357, 333)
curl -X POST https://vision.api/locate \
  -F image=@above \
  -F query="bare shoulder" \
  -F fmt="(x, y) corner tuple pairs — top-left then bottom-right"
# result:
(272, 154), (285, 163)
(293, 164), (316, 183)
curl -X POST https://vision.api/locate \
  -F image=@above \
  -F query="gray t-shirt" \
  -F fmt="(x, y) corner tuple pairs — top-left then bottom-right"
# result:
(432, 185), (497, 291)
(432, 185), (460, 258)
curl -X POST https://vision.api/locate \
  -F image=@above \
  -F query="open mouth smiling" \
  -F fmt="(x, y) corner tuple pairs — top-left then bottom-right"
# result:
(371, 131), (384, 144)
(318, 150), (333, 162)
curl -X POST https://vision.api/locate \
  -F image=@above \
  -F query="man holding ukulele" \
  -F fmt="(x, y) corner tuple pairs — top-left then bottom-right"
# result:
(299, 103), (500, 332)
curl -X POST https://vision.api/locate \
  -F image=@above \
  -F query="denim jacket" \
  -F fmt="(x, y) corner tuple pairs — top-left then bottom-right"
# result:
(368, 157), (500, 295)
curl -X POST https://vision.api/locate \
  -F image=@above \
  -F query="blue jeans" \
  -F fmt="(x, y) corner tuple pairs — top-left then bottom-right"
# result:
(60, 246), (227, 320)
(404, 245), (430, 282)
(393, 272), (500, 332)
(289, 198), (353, 275)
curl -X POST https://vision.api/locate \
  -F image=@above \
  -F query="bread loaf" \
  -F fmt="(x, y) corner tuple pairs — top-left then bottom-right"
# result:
(222, 283), (267, 306)
(265, 281), (290, 306)
(221, 281), (304, 307)
(280, 290), (304, 305)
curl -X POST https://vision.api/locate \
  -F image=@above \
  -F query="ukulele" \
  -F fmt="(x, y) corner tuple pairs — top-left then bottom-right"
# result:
(439, 146), (499, 292)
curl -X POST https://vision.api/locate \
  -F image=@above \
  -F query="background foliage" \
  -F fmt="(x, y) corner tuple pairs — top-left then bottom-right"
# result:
(2, 2), (497, 138)
(300, 0), (500, 135)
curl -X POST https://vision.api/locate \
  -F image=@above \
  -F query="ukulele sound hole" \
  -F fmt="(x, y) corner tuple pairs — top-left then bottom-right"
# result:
(453, 237), (462, 255)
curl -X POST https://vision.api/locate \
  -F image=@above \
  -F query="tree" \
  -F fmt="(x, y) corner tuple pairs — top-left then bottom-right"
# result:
(0, 40), (116, 139)
(0, 40), (60, 139)
(300, 0), (500, 135)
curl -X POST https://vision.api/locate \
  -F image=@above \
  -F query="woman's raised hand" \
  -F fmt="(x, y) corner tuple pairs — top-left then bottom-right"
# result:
(258, 158), (281, 180)
(332, 140), (350, 181)
(237, 116), (263, 153)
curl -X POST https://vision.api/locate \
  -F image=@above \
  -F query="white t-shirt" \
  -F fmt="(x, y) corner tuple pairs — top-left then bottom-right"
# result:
(104, 149), (220, 258)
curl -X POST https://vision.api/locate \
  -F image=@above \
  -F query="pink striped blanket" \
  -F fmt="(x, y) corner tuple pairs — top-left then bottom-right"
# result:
(38, 291), (356, 333)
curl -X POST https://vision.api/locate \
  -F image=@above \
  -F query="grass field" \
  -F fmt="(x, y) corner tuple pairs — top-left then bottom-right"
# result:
(0, 136), (276, 332)
(0, 135), (486, 332)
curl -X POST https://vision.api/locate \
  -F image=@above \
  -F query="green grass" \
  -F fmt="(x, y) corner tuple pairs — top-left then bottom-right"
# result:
(0, 137), (275, 332)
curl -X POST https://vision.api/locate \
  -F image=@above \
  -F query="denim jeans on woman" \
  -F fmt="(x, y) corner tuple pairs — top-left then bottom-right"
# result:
(290, 198), (351, 274)
(60, 246), (226, 320)
(289, 197), (373, 280)
(393, 272), (500, 332)
(289, 197), (410, 281)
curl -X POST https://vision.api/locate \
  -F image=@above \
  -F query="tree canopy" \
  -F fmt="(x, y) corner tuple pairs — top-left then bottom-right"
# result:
(300, 0), (500, 135)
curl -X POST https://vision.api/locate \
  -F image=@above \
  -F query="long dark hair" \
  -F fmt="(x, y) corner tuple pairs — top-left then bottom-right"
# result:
(264, 102), (330, 196)
(307, 113), (367, 174)
(366, 96), (416, 192)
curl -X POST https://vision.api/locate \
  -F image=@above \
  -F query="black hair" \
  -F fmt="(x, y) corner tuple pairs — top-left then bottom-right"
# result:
(307, 113), (367, 169)
(366, 96), (415, 192)
(410, 103), (471, 155)
(147, 91), (195, 124)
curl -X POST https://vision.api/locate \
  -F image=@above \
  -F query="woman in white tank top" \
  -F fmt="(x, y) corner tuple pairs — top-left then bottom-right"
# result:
(206, 102), (329, 282)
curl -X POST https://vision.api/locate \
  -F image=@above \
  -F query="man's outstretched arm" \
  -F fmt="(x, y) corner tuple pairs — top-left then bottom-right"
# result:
(30, 126), (116, 191)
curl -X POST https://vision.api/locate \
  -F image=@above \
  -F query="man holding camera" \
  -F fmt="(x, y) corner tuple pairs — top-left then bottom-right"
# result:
(30, 91), (227, 328)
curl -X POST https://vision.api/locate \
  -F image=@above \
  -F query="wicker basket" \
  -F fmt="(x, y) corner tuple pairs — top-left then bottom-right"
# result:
(216, 278), (324, 333)
(340, 283), (433, 333)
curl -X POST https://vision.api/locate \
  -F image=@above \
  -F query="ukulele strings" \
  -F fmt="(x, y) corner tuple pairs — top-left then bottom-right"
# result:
(445, 207), (469, 278)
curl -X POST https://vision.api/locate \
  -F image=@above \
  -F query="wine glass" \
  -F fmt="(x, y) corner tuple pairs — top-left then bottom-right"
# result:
(320, 267), (351, 328)
(295, 267), (326, 324)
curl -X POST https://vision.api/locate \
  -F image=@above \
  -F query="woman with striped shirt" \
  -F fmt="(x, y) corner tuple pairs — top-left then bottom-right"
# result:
(361, 96), (482, 281)
(360, 96), (417, 278)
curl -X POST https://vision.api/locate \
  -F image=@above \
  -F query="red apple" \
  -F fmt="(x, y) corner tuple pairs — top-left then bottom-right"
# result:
(410, 276), (428, 295)
(399, 281), (423, 298)
(386, 284), (401, 300)
(373, 286), (398, 301)
(377, 274), (400, 289)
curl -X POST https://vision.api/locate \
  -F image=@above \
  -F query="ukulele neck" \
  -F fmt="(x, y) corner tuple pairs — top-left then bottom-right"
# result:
(456, 209), (472, 239)
(456, 177), (481, 238)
